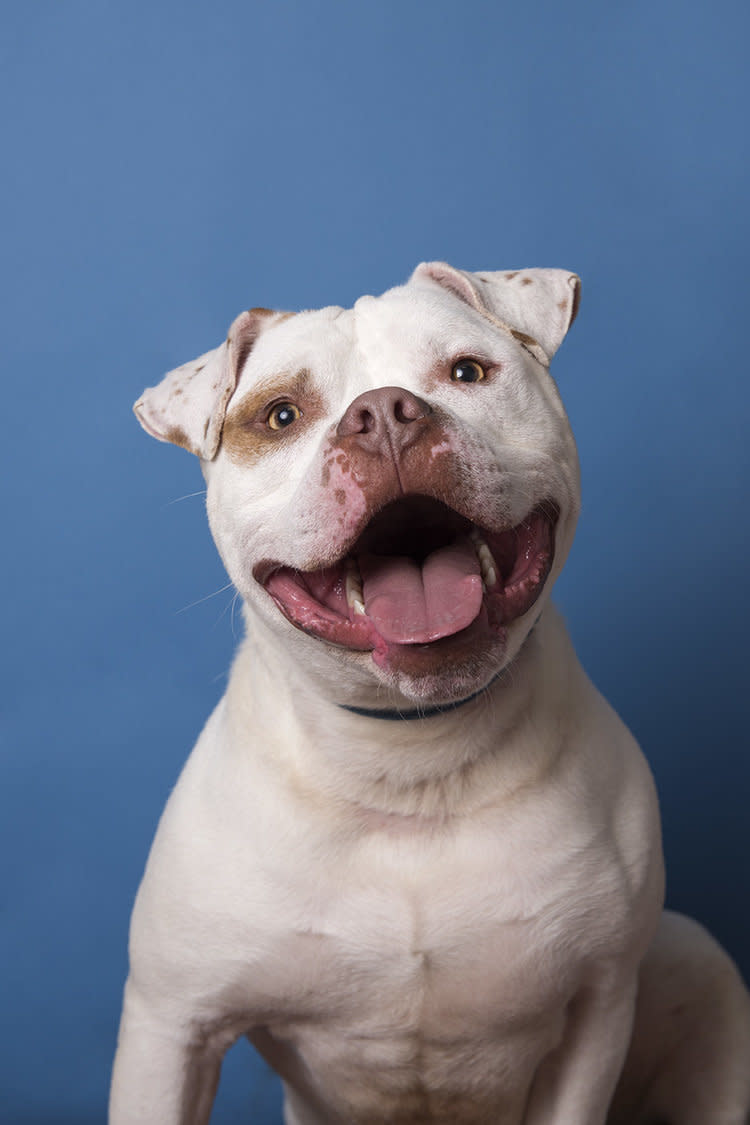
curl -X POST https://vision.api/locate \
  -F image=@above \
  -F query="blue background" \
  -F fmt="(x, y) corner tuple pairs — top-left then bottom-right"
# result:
(2, 1), (748, 1121)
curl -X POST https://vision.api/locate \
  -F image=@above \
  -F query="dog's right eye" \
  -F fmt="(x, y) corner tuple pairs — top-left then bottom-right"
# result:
(450, 359), (487, 384)
(267, 403), (302, 431)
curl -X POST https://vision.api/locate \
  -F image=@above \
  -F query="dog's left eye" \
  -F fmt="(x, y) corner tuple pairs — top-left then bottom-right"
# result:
(450, 359), (486, 384)
(267, 403), (302, 431)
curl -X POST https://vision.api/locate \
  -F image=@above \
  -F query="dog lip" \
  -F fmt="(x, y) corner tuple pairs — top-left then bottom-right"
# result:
(253, 500), (559, 656)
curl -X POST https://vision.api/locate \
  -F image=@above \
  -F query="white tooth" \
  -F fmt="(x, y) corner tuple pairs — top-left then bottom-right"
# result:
(345, 558), (365, 614)
(471, 528), (499, 590)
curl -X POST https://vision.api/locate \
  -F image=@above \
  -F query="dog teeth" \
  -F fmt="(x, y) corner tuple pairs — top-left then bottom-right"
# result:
(345, 558), (366, 615)
(470, 528), (499, 590)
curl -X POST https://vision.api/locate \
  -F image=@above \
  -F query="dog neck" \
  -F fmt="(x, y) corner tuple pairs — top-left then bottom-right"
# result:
(226, 609), (575, 822)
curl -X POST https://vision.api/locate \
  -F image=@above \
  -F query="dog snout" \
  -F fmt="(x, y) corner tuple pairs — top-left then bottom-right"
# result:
(336, 387), (432, 454)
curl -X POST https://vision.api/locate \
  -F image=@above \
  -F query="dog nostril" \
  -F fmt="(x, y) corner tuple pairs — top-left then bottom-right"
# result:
(394, 396), (431, 424)
(359, 408), (376, 434)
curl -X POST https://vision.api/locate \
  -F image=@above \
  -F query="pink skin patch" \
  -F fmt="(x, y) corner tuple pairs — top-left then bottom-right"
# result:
(317, 449), (369, 540)
(260, 500), (556, 674)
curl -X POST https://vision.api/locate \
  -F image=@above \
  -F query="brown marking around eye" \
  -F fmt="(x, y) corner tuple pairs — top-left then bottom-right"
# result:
(222, 368), (324, 464)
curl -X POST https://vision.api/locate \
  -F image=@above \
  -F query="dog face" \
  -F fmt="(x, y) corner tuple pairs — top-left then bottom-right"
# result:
(135, 263), (581, 704)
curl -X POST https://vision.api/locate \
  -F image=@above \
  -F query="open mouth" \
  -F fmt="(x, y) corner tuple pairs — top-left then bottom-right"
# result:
(256, 496), (557, 666)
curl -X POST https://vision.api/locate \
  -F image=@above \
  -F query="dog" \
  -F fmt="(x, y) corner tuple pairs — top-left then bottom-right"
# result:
(111, 263), (750, 1124)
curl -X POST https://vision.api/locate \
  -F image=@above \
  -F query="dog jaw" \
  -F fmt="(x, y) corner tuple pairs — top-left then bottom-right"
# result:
(255, 499), (557, 678)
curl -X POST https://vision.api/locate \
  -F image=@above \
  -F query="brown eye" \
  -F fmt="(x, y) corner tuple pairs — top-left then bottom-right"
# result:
(267, 402), (302, 430)
(450, 359), (486, 384)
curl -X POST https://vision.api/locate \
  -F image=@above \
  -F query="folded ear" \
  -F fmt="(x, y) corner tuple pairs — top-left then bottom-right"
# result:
(411, 261), (580, 366)
(134, 307), (284, 459)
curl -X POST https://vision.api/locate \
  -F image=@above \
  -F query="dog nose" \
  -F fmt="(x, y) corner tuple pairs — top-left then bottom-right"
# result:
(336, 387), (432, 452)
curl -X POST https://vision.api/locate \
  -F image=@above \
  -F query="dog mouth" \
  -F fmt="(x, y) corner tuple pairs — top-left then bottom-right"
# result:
(256, 496), (557, 664)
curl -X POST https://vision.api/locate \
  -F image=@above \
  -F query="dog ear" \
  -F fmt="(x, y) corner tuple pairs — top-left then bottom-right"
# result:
(134, 307), (283, 459)
(411, 261), (580, 366)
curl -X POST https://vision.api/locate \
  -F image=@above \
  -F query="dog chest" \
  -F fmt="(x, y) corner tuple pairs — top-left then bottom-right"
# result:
(225, 806), (633, 1123)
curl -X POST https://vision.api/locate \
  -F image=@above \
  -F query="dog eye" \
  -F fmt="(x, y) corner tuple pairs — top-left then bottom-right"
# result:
(450, 359), (486, 384)
(267, 402), (302, 431)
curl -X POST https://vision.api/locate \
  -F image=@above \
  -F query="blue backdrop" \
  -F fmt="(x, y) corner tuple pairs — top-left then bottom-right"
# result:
(2, 1), (748, 1121)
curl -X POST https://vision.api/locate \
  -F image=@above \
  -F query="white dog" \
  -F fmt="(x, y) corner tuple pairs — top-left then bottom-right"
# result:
(111, 263), (750, 1124)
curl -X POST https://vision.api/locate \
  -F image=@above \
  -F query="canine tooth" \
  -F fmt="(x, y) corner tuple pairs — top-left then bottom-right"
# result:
(345, 558), (365, 614)
(470, 529), (499, 590)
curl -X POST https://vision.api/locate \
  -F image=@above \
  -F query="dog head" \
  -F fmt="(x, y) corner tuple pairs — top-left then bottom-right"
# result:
(135, 263), (581, 706)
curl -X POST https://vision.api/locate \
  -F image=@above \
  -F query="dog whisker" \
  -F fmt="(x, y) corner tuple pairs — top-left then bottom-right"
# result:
(175, 582), (235, 614)
(230, 591), (242, 640)
(165, 488), (208, 506)
(212, 587), (240, 629)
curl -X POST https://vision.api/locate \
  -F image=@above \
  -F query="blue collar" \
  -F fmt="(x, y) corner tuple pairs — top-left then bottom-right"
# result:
(337, 622), (538, 722)
(339, 671), (502, 722)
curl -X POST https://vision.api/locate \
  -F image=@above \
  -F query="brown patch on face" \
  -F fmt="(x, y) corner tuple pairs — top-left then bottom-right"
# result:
(320, 408), (492, 544)
(504, 271), (519, 280)
(221, 368), (325, 465)
(521, 276), (533, 286)
(335, 489), (346, 505)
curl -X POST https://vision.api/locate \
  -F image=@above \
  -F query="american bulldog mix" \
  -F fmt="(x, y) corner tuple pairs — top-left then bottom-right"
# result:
(111, 263), (750, 1124)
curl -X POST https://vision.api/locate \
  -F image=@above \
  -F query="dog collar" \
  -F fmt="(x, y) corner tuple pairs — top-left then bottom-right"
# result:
(337, 623), (539, 721)
(338, 671), (504, 722)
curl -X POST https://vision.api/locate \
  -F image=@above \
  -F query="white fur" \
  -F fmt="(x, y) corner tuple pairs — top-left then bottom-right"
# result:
(111, 264), (750, 1124)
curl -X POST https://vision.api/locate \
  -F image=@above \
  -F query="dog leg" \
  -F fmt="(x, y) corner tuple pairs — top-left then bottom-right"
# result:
(523, 977), (638, 1125)
(608, 911), (750, 1125)
(109, 981), (226, 1125)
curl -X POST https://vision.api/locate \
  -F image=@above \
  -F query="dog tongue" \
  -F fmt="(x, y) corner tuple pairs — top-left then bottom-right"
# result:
(359, 538), (483, 644)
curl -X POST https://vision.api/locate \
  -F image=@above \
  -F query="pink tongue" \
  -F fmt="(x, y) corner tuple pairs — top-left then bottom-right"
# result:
(359, 538), (483, 644)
